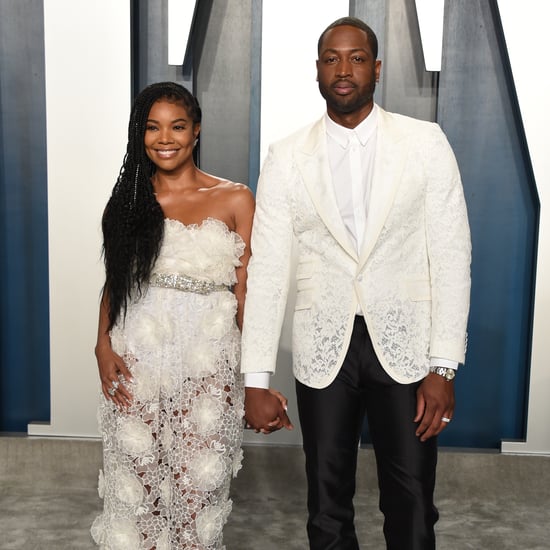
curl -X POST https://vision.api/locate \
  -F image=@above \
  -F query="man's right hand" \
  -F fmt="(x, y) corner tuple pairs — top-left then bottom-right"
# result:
(244, 387), (294, 434)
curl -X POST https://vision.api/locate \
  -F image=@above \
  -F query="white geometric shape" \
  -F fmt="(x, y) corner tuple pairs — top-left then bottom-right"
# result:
(260, 0), (349, 164)
(31, 0), (131, 437)
(168, 0), (197, 66)
(415, 0), (445, 71)
(497, 0), (550, 456)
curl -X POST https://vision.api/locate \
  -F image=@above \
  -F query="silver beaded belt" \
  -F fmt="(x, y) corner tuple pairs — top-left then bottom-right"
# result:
(149, 273), (229, 295)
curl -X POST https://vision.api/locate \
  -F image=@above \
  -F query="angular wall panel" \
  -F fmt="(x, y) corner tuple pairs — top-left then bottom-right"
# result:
(437, 0), (537, 447)
(0, 0), (50, 431)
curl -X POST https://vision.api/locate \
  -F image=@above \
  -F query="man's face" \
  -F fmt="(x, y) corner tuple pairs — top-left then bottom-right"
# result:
(316, 25), (381, 126)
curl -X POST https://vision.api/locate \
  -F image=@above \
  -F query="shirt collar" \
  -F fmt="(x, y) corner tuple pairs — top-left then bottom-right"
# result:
(325, 103), (379, 148)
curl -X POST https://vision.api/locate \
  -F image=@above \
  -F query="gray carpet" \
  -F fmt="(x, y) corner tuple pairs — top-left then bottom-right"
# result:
(0, 437), (548, 549)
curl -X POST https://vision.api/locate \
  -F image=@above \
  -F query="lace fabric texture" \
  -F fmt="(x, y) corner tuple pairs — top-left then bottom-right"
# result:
(92, 218), (245, 550)
(242, 110), (471, 388)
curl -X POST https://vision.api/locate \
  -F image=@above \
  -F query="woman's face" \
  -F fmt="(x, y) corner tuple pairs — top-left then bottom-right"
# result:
(144, 99), (200, 173)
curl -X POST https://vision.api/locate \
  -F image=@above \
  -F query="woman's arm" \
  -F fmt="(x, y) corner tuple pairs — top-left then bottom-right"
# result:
(230, 185), (255, 331)
(95, 290), (133, 408)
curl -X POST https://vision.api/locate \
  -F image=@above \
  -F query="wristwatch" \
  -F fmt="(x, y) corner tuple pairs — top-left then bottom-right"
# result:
(429, 366), (456, 381)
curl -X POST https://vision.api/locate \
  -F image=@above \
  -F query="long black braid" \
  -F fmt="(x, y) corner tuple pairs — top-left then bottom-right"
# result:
(102, 82), (202, 328)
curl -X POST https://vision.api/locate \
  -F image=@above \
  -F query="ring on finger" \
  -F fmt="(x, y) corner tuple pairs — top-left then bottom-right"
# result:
(108, 387), (116, 397)
(111, 380), (119, 390)
(441, 416), (451, 423)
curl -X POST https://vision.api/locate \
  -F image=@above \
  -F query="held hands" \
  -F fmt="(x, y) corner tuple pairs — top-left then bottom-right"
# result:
(244, 387), (294, 434)
(414, 373), (455, 442)
(95, 342), (133, 410)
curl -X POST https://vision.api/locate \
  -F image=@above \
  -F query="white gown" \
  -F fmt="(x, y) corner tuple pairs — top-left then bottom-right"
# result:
(92, 218), (245, 550)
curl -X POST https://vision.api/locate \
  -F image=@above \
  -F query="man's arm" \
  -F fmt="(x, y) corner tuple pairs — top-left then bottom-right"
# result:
(241, 144), (295, 432)
(415, 125), (471, 441)
(424, 125), (472, 363)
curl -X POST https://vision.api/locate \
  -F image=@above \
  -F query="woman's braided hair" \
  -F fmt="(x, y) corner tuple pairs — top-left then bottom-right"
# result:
(102, 82), (202, 328)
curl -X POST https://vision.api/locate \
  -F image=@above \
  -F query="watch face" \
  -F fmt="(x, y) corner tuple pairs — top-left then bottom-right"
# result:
(430, 367), (455, 380)
(444, 369), (455, 381)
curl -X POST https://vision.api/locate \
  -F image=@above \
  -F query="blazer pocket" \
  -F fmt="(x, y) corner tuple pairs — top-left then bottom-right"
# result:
(406, 279), (431, 301)
(295, 260), (315, 309)
(296, 260), (315, 280)
(295, 289), (313, 311)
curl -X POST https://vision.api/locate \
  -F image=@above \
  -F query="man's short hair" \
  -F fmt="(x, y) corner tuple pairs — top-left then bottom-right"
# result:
(317, 16), (379, 59)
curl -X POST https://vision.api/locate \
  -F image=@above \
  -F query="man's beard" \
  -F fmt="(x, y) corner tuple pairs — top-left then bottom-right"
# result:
(318, 80), (376, 115)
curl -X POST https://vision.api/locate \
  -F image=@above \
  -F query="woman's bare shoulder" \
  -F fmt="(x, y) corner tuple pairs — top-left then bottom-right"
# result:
(210, 179), (254, 203)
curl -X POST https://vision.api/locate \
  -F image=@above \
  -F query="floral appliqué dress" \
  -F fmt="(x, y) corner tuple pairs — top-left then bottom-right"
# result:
(92, 218), (245, 550)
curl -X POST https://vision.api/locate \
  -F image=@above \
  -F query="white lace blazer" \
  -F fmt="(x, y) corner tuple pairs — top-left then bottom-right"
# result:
(241, 107), (471, 388)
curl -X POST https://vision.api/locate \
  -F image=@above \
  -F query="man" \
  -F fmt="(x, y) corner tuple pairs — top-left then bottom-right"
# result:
(241, 16), (471, 550)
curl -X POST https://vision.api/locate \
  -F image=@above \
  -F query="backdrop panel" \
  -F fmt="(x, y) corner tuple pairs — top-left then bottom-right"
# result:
(0, 0), (50, 432)
(437, 0), (538, 447)
(28, 0), (132, 437)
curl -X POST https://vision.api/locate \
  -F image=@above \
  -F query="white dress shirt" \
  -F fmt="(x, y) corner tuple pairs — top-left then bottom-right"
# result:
(325, 106), (377, 253)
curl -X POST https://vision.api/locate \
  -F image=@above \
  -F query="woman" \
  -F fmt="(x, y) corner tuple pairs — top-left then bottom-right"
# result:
(91, 82), (254, 549)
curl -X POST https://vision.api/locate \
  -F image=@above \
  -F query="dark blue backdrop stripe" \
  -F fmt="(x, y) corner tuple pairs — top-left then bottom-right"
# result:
(436, 0), (537, 447)
(0, 0), (50, 431)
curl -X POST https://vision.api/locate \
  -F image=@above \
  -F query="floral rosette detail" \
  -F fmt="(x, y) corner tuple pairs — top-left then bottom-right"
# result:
(154, 220), (196, 275)
(131, 311), (173, 348)
(200, 295), (236, 340)
(116, 417), (154, 455)
(90, 514), (106, 545)
(196, 501), (232, 546)
(158, 218), (244, 283)
(130, 363), (159, 403)
(107, 518), (141, 550)
(188, 394), (224, 434)
(188, 449), (227, 491)
(115, 468), (144, 506)
(185, 340), (218, 378)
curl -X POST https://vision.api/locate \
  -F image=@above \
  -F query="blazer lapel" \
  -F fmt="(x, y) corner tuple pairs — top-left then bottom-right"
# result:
(358, 109), (409, 268)
(296, 118), (358, 261)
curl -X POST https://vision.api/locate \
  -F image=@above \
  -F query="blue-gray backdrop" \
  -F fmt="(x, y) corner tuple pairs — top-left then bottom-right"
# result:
(0, 0), (537, 449)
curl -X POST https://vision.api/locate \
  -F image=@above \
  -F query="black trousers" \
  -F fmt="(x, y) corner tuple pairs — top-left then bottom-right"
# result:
(296, 316), (439, 550)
